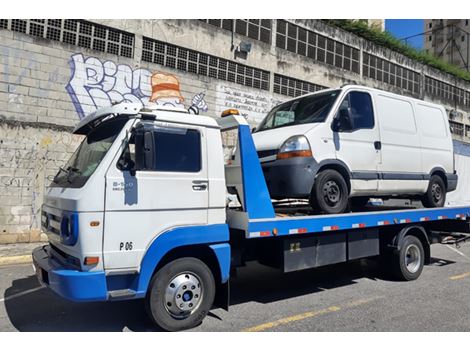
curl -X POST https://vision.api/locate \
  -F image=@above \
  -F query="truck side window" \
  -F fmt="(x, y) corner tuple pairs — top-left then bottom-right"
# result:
(154, 127), (201, 172)
(117, 134), (136, 171)
(338, 91), (374, 131)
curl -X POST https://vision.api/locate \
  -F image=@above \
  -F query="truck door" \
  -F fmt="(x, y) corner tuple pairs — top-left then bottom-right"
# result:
(333, 90), (380, 193)
(103, 121), (209, 270)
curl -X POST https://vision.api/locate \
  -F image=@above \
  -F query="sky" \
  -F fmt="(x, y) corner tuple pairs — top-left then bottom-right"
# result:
(385, 19), (424, 50)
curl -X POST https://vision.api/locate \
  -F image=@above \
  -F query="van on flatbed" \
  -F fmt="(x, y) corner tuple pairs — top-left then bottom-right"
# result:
(33, 103), (470, 331)
(253, 85), (457, 214)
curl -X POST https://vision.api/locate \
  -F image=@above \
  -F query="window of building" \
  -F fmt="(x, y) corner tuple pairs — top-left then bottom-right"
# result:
(275, 20), (360, 73)
(142, 37), (270, 91)
(199, 19), (271, 44)
(429, 22), (432, 29)
(273, 74), (326, 97)
(363, 53), (420, 95)
(425, 76), (468, 107)
(462, 35), (466, 42)
(466, 20), (469, 26)
(449, 121), (464, 136)
(429, 35), (432, 41)
(0, 19), (134, 58)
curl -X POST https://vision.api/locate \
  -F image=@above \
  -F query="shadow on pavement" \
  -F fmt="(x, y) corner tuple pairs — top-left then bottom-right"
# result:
(3, 254), (456, 331)
(4, 275), (160, 332)
(229, 258), (384, 306)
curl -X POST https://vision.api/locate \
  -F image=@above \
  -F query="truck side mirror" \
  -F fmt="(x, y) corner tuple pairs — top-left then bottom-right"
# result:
(134, 125), (155, 170)
(143, 131), (154, 170)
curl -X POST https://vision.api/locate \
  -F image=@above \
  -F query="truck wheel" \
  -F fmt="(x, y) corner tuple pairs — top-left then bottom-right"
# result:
(421, 174), (446, 208)
(391, 235), (424, 281)
(310, 169), (349, 214)
(145, 257), (215, 331)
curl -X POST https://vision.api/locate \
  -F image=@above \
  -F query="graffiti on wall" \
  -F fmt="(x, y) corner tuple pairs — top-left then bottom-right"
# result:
(215, 83), (283, 124)
(66, 53), (208, 119)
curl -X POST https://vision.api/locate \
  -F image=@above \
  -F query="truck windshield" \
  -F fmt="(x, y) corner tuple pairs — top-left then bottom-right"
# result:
(255, 90), (340, 132)
(50, 117), (129, 188)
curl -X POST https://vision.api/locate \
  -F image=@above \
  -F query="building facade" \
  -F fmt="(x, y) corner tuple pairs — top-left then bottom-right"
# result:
(1, 19), (470, 243)
(424, 19), (470, 70)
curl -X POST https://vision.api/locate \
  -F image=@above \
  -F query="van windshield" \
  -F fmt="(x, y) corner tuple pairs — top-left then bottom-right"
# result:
(50, 117), (129, 189)
(255, 90), (340, 132)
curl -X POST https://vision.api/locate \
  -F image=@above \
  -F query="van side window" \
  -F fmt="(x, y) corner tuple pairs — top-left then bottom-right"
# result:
(338, 91), (374, 131)
(153, 127), (201, 172)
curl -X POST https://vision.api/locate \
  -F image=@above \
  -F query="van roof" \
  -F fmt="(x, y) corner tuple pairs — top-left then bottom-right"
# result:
(278, 84), (444, 109)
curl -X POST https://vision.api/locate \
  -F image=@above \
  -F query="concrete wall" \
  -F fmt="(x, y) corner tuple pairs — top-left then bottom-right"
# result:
(1, 19), (470, 243)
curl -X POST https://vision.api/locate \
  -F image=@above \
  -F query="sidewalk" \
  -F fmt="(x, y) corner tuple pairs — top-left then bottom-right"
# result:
(0, 242), (44, 266)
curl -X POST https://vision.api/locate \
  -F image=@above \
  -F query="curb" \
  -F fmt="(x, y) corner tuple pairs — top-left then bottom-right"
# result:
(0, 254), (32, 266)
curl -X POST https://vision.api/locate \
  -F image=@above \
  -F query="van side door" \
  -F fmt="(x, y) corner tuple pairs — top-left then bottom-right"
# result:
(103, 121), (209, 271)
(375, 94), (425, 194)
(333, 90), (380, 194)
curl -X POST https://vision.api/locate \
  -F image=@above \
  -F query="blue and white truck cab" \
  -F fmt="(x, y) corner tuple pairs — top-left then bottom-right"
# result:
(33, 103), (470, 331)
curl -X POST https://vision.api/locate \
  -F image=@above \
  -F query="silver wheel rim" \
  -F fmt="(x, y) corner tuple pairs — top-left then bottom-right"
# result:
(322, 180), (341, 206)
(405, 244), (421, 273)
(164, 272), (203, 319)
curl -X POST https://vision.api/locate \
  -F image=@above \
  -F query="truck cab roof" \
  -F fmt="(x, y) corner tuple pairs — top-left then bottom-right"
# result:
(73, 102), (219, 135)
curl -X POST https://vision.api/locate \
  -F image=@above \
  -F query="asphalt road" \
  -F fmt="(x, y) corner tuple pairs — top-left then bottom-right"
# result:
(1, 243), (470, 332)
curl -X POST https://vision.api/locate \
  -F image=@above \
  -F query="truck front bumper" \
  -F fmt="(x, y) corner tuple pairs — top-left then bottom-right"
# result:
(32, 245), (107, 302)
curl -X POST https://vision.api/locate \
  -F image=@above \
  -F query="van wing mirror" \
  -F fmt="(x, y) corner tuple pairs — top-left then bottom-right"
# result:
(332, 108), (352, 132)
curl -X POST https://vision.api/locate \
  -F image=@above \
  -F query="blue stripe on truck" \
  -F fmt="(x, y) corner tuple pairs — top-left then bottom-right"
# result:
(135, 223), (230, 296)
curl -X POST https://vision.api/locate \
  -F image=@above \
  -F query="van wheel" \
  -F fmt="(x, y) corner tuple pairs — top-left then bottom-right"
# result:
(145, 257), (215, 331)
(310, 169), (349, 214)
(421, 175), (446, 208)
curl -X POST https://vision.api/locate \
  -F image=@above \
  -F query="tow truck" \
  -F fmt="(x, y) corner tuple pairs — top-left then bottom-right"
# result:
(33, 103), (470, 331)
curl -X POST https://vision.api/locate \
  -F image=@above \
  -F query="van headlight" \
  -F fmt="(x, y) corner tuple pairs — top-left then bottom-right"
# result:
(277, 135), (312, 160)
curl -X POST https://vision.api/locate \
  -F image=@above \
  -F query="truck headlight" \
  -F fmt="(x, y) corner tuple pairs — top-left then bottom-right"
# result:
(277, 135), (312, 160)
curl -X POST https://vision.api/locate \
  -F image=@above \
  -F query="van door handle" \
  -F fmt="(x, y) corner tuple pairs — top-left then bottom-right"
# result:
(192, 180), (208, 191)
(374, 141), (382, 150)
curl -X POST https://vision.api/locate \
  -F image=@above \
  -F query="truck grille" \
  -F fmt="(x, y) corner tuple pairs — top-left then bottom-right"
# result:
(41, 210), (61, 236)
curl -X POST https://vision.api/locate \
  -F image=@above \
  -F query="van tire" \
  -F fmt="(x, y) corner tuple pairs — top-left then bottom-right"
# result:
(145, 257), (215, 331)
(310, 169), (349, 214)
(421, 174), (446, 208)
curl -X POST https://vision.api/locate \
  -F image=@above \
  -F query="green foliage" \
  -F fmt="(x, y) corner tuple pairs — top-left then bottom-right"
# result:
(326, 20), (470, 82)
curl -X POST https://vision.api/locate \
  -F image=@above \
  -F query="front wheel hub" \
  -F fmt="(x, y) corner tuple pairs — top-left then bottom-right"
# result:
(164, 272), (202, 319)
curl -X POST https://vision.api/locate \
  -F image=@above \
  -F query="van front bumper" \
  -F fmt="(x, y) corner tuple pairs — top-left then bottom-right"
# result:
(447, 173), (458, 192)
(261, 156), (318, 199)
(32, 245), (107, 302)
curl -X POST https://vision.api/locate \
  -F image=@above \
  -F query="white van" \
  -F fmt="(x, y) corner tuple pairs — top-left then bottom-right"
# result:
(253, 85), (458, 214)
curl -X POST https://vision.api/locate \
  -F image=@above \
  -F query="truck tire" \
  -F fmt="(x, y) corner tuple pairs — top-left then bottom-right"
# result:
(145, 257), (215, 331)
(391, 235), (424, 281)
(421, 174), (446, 208)
(310, 169), (349, 214)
